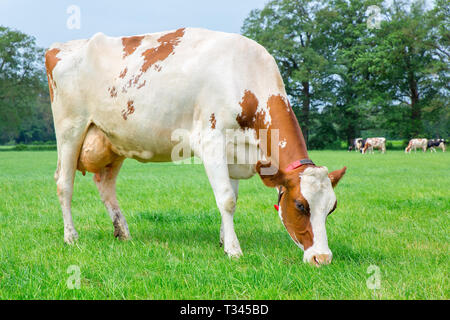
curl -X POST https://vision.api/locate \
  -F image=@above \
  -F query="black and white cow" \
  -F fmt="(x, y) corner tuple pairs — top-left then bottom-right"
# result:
(428, 139), (446, 152)
(348, 138), (364, 152)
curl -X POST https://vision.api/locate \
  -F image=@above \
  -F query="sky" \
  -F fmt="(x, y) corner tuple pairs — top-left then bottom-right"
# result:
(0, 0), (269, 48)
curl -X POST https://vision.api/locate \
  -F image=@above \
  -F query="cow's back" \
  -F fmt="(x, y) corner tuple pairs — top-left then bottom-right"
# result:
(47, 28), (285, 162)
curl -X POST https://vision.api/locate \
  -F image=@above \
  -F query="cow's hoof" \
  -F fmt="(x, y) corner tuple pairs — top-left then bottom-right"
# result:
(113, 220), (131, 240)
(114, 228), (131, 241)
(115, 232), (131, 241)
(225, 246), (243, 259)
(64, 230), (79, 245)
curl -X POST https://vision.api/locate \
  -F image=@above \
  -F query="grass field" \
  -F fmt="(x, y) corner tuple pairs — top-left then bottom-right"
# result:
(0, 150), (448, 299)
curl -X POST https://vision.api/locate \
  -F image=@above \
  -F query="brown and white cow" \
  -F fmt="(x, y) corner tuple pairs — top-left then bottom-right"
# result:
(45, 28), (346, 266)
(362, 137), (386, 154)
(405, 138), (428, 153)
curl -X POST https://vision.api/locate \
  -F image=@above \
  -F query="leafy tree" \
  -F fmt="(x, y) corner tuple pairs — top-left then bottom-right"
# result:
(424, 0), (450, 138)
(242, 0), (448, 147)
(355, 0), (448, 138)
(241, 0), (334, 145)
(322, 0), (384, 145)
(241, 0), (385, 147)
(0, 26), (53, 144)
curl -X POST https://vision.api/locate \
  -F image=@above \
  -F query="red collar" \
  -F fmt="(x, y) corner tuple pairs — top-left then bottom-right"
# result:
(285, 159), (315, 172)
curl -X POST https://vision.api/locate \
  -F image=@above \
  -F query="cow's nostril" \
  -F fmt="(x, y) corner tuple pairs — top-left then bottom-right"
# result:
(310, 254), (332, 266)
(309, 255), (321, 267)
(313, 256), (319, 265)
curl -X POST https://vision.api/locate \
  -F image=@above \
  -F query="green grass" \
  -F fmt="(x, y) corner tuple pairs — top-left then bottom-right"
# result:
(0, 144), (57, 151)
(0, 150), (448, 299)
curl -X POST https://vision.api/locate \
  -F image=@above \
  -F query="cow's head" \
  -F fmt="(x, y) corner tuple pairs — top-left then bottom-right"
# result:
(257, 163), (347, 266)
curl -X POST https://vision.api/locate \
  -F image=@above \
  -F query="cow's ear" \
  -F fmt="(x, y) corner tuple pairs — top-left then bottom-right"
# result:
(256, 161), (285, 188)
(329, 166), (347, 188)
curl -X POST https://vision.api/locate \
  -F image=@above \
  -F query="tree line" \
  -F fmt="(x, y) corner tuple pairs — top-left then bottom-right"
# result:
(242, 0), (449, 148)
(0, 0), (448, 148)
(0, 26), (53, 144)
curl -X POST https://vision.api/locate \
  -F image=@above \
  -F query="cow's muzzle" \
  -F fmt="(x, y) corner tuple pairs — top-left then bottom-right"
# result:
(309, 254), (332, 267)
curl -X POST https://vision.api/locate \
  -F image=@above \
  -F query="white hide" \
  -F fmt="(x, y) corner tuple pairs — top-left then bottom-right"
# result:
(49, 28), (285, 165)
(299, 167), (335, 263)
(363, 137), (386, 154)
(49, 28), (289, 257)
(405, 138), (428, 153)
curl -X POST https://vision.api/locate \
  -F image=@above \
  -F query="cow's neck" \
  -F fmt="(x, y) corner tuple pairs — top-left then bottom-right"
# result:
(257, 95), (309, 171)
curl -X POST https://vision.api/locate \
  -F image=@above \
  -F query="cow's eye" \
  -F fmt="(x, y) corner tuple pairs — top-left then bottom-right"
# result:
(295, 201), (305, 212)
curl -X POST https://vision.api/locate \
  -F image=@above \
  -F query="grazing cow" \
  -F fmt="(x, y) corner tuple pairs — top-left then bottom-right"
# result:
(348, 138), (363, 152)
(405, 139), (428, 153)
(427, 139), (446, 152)
(356, 138), (365, 152)
(362, 137), (386, 154)
(45, 28), (346, 266)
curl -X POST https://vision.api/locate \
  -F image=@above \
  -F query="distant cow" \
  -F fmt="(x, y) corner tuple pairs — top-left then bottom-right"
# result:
(427, 139), (446, 152)
(356, 138), (366, 153)
(355, 138), (364, 152)
(362, 138), (386, 154)
(405, 139), (428, 153)
(348, 138), (364, 152)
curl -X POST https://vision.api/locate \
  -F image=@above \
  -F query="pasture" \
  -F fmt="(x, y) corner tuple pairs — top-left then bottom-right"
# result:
(0, 150), (448, 299)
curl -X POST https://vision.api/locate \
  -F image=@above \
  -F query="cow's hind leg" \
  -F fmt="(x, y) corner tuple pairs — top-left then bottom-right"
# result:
(93, 159), (130, 240)
(55, 124), (89, 244)
(78, 125), (130, 240)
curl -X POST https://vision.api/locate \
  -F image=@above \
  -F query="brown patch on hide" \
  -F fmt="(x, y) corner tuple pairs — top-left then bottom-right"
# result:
(137, 81), (146, 89)
(121, 100), (135, 120)
(119, 68), (128, 78)
(265, 94), (309, 168)
(122, 36), (145, 58)
(108, 86), (118, 98)
(279, 174), (314, 251)
(210, 113), (216, 129)
(45, 48), (61, 102)
(236, 90), (267, 134)
(140, 28), (185, 73)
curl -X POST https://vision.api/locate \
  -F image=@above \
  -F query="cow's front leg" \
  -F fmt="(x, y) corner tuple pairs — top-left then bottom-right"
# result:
(220, 179), (239, 248)
(201, 143), (242, 258)
(208, 168), (241, 258)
